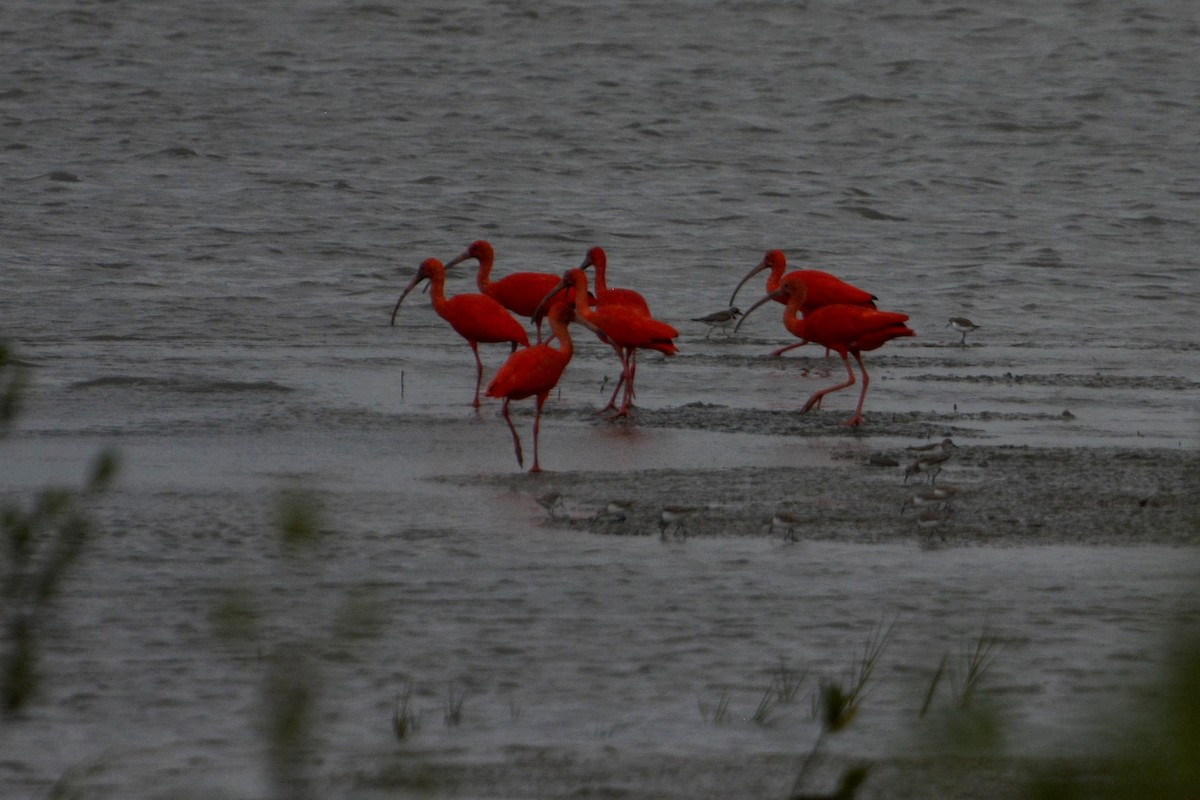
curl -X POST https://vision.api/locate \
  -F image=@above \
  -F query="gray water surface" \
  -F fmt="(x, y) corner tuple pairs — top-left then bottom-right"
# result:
(3, 1), (1199, 797)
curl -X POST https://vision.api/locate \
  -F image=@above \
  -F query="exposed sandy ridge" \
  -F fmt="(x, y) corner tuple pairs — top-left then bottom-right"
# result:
(457, 436), (1199, 546)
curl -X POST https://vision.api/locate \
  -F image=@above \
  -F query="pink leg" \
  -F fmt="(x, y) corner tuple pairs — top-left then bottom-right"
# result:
(770, 340), (809, 357)
(600, 346), (627, 415)
(500, 398), (524, 468)
(600, 365), (624, 414)
(470, 342), (484, 408)
(801, 352), (856, 414)
(530, 393), (548, 473)
(844, 351), (869, 427)
(626, 349), (638, 401)
(611, 348), (637, 418)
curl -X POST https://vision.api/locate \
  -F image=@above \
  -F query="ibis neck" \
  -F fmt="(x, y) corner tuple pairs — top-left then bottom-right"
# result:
(425, 269), (449, 313)
(765, 265), (785, 292)
(592, 256), (609, 293)
(474, 252), (494, 292)
(783, 298), (809, 339)
(547, 315), (574, 358)
(571, 273), (592, 316)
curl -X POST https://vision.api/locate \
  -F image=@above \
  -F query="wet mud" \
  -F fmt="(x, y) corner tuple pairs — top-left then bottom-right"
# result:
(453, 406), (1199, 546)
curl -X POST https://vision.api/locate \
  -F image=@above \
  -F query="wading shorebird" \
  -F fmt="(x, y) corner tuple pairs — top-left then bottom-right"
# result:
(390, 258), (529, 408)
(577, 247), (657, 413)
(535, 491), (565, 518)
(768, 509), (805, 541)
(659, 505), (699, 538)
(536, 268), (678, 419)
(729, 250), (878, 357)
(692, 307), (742, 338)
(595, 498), (636, 524)
(735, 275), (914, 426)
(901, 485), (960, 513)
(916, 507), (952, 536)
(907, 437), (956, 453)
(443, 240), (565, 340)
(947, 317), (980, 345)
(579, 246), (652, 315)
(485, 301), (576, 473)
(904, 450), (954, 484)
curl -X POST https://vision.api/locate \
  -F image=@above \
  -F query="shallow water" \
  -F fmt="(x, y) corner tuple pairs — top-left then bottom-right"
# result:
(3, 0), (1200, 797)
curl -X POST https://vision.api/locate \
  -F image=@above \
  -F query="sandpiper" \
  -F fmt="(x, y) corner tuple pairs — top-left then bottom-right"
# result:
(901, 485), (960, 513)
(768, 509), (804, 541)
(916, 507), (951, 535)
(535, 491), (564, 518)
(659, 505), (699, 538)
(947, 317), (980, 345)
(692, 307), (742, 338)
(907, 437), (956, 453)
(904, 450), (953, 484)
(594, 498), (635, 523)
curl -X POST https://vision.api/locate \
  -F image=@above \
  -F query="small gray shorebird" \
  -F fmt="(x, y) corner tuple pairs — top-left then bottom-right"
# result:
(915, 507), (952, 536)
(907, 437), (956, 453)
(768, 509), (804, 540)
(904, 450), (954, 484)
(692, 307), (741, 338)
(947, 317), (980, 345)
(904, 439), (957, 484)
(595, 498), (636, 523)
(901, 485), (960, 513)
(535, 491), (564, 518)
(659, 505), (699, 538)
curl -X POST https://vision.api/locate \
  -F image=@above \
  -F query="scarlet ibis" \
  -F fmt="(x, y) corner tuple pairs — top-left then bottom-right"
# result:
(390, 258), (529, 408)
(736, 275), (914, 426)
(485, 301), (576, 473)
(579, 246), (651, 315)
(947, 317), (980, 345)
(537, 268), (677, 418)
(730, 250), (878, 356)
(443, 240), (565, 337)
(577, 246), (655, 410)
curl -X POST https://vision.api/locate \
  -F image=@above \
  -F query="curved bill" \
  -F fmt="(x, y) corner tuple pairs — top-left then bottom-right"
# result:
(531, 274), (572, 323)
(442, 249), (471, 270)
(728, 256), (769, 308)
(733, 286), (787, 334)
(390, 274), (426, 326)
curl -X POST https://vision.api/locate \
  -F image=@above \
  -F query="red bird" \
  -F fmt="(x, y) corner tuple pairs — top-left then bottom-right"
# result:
(391, 258), (529, 408)
(736, 274), (914, 426)
(443, 240), (564, 338)
(538, 268), (677, 419)
(486, 301), (576, 473)
(578, 246), (652, 411)
(579, 246), (651, 315)
(729, 250), (878, 356)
